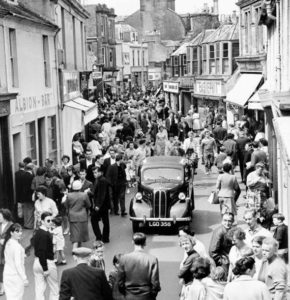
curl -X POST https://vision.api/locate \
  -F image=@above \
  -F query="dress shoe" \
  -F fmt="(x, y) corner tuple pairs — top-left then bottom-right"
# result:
(121, 212), (128, 217)
(102, 238), (110, 243)
(114, 212), (120, 216)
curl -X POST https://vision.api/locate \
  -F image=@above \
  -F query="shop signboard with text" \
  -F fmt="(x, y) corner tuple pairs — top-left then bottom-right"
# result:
(163, 81), (179, 94)
(63, 71), (80, 102)
(194, 80), (225, 97)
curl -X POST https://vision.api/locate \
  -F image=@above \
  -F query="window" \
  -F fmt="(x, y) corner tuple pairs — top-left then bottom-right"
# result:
(72, 16), (77, 69)
(8, 28), (18, 87)
(48, 116), (57, 163)
(181, 55), (187, 76)
(102, 47), (105, 65)
(109, 48), (113, 66)
(137, 50), (140, 66)
(142, 50), (145, 66)
(255, 6), (264, 54)
(26, 122), (37, 165)
(42, 35), (51, 87)
(202, 45), (207, 74)
(101, 16), (105, 36)
(216, 42), (220, 74)
(222, 43), (229, 74)
(61, 8), (66, 68)
(244, 10), (251, 54)
(209, 44), (215, 74)
(132, 50), (135, 66)
(80, 22), (84, 69)
(232, 42), (239, 72)
(192, 47), (198, 75)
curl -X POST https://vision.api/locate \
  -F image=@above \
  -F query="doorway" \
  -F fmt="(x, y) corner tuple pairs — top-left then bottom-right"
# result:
(0, 116), (13, 209)
(13, 133), (21, 172)
(38, 117), (46, 166)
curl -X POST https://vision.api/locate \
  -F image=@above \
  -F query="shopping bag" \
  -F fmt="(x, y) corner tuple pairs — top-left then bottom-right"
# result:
(208, 191), (219, 204)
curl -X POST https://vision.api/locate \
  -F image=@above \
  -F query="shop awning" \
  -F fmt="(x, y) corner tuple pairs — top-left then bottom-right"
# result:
(226, 74), (263, 107)
(248, 93), (263, 110)
(273, 117), (290, 166)
(64, 97), (98, 125)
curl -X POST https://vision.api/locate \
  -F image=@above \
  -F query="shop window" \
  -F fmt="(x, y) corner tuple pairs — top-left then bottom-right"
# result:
(43, 35), (51, 87)
(26, 122), (37, 165)
(202, 45), (207, 74)
(48, 116), (57, 163)
(8, 28), (18, 87)
(192, 47), (198, 75)
(209, 44), (215, 74)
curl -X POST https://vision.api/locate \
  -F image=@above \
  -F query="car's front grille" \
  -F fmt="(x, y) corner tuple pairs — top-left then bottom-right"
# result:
(153, 191), (167, 218)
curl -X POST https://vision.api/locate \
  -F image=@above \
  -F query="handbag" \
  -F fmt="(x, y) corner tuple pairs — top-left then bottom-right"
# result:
(208, 191), (219, 204)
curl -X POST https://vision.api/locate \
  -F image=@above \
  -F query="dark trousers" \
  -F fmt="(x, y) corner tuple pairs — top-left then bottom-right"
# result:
(91, 210), (110, 241)
(238, 154), (245, 182)
(116, 184), (126, 214)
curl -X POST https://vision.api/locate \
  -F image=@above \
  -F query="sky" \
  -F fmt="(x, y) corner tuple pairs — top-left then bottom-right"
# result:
(82, 0), (238, 16)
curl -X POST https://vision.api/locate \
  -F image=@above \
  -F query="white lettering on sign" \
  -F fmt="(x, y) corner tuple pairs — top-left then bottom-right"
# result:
(11, 93), (54, 114)
(163, 81), (179, 93)
(195, 80), (225, 97)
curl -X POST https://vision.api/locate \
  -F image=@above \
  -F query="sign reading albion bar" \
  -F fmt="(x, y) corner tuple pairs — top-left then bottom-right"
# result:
(195, 80), (225, 97)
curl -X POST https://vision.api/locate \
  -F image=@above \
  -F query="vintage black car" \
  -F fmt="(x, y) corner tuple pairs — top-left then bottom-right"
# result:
(129, 156), (194, 232)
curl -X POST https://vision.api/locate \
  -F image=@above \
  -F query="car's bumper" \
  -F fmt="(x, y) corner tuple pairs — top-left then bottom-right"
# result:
(130, 217), (191, 222)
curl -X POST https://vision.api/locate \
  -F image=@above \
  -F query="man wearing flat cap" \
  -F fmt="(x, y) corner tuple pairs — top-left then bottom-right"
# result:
(59, 247), (113, 300)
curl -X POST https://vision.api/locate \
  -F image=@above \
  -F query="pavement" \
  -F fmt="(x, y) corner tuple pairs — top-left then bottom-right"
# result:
(3, 165), (290, 299)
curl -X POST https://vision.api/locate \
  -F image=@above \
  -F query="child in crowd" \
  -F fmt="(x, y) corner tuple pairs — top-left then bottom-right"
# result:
(125, 159), (136, 189)
(89, 241), (106, 271)
(109, 254), (125, 300)
(52, 216), (66, 265)
(273, 213), (288, 263)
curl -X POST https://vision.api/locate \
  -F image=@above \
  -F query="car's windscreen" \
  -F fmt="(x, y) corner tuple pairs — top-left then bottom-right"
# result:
(142, 168), (183, 183)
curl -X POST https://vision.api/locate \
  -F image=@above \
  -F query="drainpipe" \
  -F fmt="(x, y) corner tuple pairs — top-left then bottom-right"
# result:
(276, 0), (281, 91)
(53, 6), (63, 159)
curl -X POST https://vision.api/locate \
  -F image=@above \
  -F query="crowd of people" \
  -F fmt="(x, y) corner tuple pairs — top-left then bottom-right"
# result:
(0, 91), (287, 299)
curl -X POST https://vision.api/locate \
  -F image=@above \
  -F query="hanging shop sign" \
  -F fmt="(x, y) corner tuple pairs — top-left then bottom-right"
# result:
(163, 81), (179, 94)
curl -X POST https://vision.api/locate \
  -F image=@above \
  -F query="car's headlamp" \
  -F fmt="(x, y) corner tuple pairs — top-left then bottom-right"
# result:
(136, 192), (143, 203)
(178, 192), (186, 202)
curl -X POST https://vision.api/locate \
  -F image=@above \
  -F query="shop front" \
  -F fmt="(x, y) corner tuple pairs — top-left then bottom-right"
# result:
(163, 81), (179, 113)
(225, 73), (264, 124)
(179, 76), (194, 115)
(61, 71), (98, 159)
(193, 79), (227, 126)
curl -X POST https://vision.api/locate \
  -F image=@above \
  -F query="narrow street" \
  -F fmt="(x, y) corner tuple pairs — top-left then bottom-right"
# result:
(9, 166), (246, 300)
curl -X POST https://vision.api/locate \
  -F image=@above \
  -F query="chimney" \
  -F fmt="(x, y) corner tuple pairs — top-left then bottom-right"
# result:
(213, 0), (219, 15)
(232, 10), (238, 24)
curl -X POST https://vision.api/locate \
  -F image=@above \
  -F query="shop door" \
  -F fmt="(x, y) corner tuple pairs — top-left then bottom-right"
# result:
(13, 133), (21, 172)
(0, 117), (13, 209)
(38, 118), (46, 166)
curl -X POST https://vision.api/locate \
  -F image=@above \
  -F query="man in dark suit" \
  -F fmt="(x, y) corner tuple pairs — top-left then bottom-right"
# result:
(118, 232), (161, 300)
(103, 148), (116, 176)
(213, 121), (227, 151)
(236, 131), (251, 182)
(78, 169), (93, 192)
(273, 213), (288, 262)
(15, 162), (26, 223)
(250, 141), (268, 169)
(91, 166), (112, 243)
(59, 247), (113, 300)
(79, 149), (95, 183)
(106, 154), (127, 216)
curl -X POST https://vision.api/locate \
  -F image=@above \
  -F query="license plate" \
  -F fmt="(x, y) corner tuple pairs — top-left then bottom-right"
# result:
(148, 221), (172, 227)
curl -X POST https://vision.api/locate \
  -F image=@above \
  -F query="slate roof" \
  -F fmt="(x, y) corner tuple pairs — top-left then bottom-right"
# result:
(203, 22), (239, 44)
(188, 29), (216, 46)
(0, 0), (58, 29)
(171, 41), (190, 56)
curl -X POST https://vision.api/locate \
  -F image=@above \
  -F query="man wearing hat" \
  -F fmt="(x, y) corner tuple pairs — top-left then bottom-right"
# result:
(59, 247), (113, 300)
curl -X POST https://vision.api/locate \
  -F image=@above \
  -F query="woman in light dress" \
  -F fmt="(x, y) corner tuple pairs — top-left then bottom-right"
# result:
(155, 125), (168, 156)
(3, 223), (28, 300)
